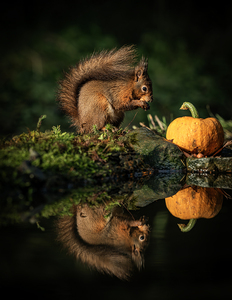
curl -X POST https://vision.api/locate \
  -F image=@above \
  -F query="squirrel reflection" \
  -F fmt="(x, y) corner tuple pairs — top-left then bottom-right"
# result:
(56, 204), (150, 280)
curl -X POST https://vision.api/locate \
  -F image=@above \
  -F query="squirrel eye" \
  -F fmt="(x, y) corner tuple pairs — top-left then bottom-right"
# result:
(139, 235), (145, 241)
(141, 86), (147, 92)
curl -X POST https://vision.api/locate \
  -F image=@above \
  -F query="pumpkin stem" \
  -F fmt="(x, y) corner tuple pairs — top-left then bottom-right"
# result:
(177, 218), (197, 232)
(180, 102), (199, 118)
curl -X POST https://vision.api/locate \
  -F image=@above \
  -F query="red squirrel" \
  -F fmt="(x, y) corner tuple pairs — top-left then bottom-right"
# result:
(56, 204), (150, 280)
(58, 45), (153, 133)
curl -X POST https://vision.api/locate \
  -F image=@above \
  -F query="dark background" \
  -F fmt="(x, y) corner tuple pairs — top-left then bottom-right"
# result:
(1, 0), (232, 137)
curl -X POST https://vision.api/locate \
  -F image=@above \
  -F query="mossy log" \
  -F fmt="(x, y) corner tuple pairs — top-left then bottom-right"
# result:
(186, 157), (232, 173)
(127, 127), (186, 171)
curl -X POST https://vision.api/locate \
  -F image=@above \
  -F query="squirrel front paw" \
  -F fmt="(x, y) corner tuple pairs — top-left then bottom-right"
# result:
(141, 101), (150, 111)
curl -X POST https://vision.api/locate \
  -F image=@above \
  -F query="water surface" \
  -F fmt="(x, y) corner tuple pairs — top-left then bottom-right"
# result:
(1, 174), (232, 300)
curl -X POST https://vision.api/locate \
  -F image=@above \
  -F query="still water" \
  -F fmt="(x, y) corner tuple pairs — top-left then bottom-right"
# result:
(1, 173), (232, 300)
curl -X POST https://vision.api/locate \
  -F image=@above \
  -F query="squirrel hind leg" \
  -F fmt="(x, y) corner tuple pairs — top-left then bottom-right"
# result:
(78, 97), (109, 133)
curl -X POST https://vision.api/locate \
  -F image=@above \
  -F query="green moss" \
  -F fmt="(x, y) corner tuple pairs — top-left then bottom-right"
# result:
(1, 121), (139, 179)
(0, 117), (152, 225)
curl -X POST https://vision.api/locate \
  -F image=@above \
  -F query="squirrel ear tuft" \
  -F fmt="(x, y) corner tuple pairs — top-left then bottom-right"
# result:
(140, 57), (148, 72)
(134, 57), (148, 81)
(134, 68), (143, 81)
(132, 245), (144, 269)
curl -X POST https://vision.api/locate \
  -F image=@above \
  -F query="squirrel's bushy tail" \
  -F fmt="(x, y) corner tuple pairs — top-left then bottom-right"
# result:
(58, 45), (136, 125)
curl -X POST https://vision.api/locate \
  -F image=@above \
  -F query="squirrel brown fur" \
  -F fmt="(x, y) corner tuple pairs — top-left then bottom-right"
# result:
(58, 45), (153, 133)
(56, 204), (150, 280)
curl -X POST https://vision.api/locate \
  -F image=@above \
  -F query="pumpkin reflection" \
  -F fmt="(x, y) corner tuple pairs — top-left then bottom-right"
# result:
(165, 187), (223, 232)
(56, 204), (150, 280)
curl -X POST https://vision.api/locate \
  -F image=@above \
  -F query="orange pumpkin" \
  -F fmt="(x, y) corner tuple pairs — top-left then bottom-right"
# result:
(166, 102), (224, 156)
(165, 186), (223, 220)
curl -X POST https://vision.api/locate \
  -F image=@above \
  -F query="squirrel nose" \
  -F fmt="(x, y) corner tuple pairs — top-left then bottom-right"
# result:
(149, 95), (153, 102)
